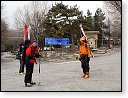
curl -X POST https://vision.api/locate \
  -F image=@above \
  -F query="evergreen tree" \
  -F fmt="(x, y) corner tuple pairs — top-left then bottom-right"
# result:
(44, 3), (83, 51)
(94, 8), (105, 47)
(86, 9), (92, 30)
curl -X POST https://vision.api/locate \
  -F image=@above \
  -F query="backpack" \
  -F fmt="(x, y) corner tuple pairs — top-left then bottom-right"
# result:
(22, 40), (31, 61)
(16, 40), (31, 61)
(16, 43), (23, 60)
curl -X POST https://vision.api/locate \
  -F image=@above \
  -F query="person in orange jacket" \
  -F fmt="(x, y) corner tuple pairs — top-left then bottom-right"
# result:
(24, 40), (42, 87)
(78, 36), (93, 79)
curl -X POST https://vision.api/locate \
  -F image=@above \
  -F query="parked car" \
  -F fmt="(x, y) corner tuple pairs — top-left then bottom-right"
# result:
(43, 47), (54, 51)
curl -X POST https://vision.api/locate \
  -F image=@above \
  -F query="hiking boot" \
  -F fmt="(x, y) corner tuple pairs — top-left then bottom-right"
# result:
(84, 73), (90, 79)
(19, 72), (24, 75)
(25, 83), (32, 87)
(23, 72), (26, 74)
(30, 81), (36, 85)
(81, 74), (86, 78)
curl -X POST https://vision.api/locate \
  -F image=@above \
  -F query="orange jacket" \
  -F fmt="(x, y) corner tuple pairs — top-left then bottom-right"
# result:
(26, 46), (39, 63)
(79, 44), (91, 57)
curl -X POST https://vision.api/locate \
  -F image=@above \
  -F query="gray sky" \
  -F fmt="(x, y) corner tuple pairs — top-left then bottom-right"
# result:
(2, 1), (103, 29)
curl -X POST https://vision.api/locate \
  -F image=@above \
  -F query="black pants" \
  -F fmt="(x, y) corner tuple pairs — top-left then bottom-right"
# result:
(81, 55), (90, 74)
(24, 62), (34, 83)
(19, 57), (24, 73)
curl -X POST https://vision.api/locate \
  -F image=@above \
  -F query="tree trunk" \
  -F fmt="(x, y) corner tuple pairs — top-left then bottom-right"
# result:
(108, 18), (111, 49)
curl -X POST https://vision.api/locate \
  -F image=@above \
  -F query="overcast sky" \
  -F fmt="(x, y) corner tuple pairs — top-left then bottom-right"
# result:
(2, 1), (103, 29)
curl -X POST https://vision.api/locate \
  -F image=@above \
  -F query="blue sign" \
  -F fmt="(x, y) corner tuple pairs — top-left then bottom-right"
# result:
(45, 38), (69, 45)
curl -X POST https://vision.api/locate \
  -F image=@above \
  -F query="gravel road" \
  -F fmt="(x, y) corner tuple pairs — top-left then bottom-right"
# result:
(1, 49), (121, 91)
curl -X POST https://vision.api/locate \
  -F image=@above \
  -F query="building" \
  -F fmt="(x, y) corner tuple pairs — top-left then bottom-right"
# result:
(85, 31), (100, 49)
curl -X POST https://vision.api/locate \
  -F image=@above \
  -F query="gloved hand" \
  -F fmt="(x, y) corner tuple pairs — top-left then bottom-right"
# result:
(79, 58), (82, 61)
(35, 53), (40, 58)
(88, 57), (90, 61)
(78, 55), (82, 61)
(92, 55), (94, 58)
(35, 53), (43, 58)
(27, 54), (35, 59)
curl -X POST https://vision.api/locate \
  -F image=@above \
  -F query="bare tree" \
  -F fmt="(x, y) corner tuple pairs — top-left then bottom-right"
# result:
(103, 1), (121, 40)
(14, 1), (51, 41)
(105, 1), (121, 14)
(1, 2), (9, 51)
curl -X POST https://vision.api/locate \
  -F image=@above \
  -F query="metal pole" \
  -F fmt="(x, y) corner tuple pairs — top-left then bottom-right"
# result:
(37, 26), (41, 85)
(38, 56), (41, 85)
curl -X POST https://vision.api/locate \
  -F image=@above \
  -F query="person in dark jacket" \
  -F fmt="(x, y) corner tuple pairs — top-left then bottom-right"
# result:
(18, 42), (25, 74)
(24, 40), (42, 87)
(18, 40), (31, 74)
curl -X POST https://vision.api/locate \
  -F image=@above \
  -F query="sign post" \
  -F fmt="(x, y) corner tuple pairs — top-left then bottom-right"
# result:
(45, 38), (69, 57)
